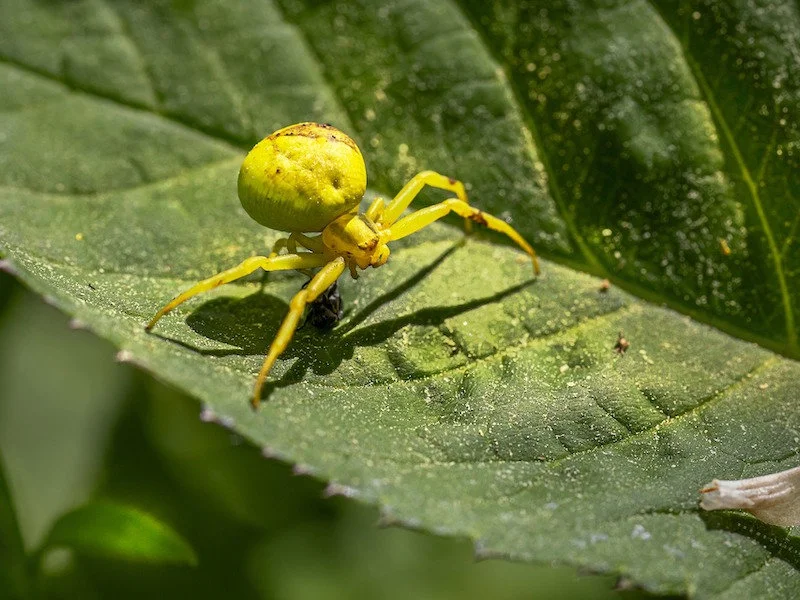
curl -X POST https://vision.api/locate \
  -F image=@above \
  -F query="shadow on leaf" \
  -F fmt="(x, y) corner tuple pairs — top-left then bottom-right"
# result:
(700, 510), (800, 570)
(154, 241), (536, 399)
(186, 293), (289, 353)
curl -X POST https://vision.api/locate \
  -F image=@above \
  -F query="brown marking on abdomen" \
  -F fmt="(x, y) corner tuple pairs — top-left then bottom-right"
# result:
(269, 122), (359, 152)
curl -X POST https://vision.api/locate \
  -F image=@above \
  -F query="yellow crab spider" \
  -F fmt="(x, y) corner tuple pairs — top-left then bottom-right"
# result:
(146, 123), (539, 409)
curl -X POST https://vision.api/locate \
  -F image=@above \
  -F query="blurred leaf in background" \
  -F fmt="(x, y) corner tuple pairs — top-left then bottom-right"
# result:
(42, 503), (197, 566)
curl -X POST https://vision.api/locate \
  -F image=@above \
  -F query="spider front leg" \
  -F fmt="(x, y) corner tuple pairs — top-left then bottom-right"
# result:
(379, 170), (468, 226)
(146, 253), (329, 330)
(252, 256), (347, 409)
(387, 198), (540, 274)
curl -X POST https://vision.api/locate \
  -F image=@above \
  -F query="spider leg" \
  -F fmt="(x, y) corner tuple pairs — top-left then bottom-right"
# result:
(293, 232), (325, 253)
(268, 236), (294, 258)
(264, 237), (299, 284)
(365, 196), (386, 221)
(268, 234), (324, 278)
(380, 170), (468, 226)
(145, 252), (329, 330)
(252, 256), (347, 408)
(387, 199), (540, 274)
(269, 232), (324, 257)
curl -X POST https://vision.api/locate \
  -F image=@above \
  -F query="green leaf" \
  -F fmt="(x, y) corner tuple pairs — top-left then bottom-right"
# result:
(0, 0), (798, 597)
(0, 448), (33, 600)
(43, 503), (197, 566)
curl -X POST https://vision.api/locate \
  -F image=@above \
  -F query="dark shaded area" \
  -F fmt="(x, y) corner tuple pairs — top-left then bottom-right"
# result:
(0, 270), (18, 322)
(77, 378), (275, 600)
(172, 242), (465, 356)
(266, 278), (531, 390)
(163, 241), (534, 399)
(701, 511), (800, 571)
(185, 293), (290, 352)
(0, 448), (32, 600)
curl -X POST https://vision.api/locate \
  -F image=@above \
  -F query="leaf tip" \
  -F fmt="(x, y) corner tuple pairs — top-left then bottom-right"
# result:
(614, 576), (638, 592)
(473, 540), (508, 562)
(260, 446), (284, 460)
(44, 502), (198, 567)
(292, 463), (315, 477)
(199, 405), (217, 422)
(68, 317), (87, 330)
(42, 294), (60, 308)
(323, 482), (359, 499)
(115, 349), (135, 363)
(0, 259), (17, 276)
(198, 405), (236, 429)
(377, 508), (406, 529)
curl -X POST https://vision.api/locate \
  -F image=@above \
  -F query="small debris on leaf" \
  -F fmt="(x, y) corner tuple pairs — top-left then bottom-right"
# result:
(614, 332), (630, 355)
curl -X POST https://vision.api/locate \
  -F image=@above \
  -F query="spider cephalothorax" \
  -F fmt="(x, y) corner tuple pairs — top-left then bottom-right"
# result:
(146, 123), (539, 408)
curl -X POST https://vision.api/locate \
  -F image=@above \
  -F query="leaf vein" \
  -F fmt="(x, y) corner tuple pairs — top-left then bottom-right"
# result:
(95, 0), (160, 109)
(540, 356), (779, 469)
(452, 0), (606, 273)
(647, 1), (797, 351)
(0, 55), (243, 151)
(269, 0), (358, 140)
(0, 156), (241, 199)
(709, 557), (774, 599)
(478, 356), (778, 470)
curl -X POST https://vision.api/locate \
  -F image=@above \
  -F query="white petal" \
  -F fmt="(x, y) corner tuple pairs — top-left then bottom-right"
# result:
(700, 465), (800, 526)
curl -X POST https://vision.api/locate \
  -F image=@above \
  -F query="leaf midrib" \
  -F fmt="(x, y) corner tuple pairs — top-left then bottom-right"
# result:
(690, 63), (796, 346)
(452, 1), (607, 275)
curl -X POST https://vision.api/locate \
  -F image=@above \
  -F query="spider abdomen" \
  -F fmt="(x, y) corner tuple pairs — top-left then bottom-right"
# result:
(238, 123), (367, 233)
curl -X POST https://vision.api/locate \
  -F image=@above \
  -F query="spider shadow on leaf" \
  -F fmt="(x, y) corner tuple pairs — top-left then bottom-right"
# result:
(171, 242), (462, 355)
(156, 240), (536, 399)
(266, 276), (533, 392)
(186, 293), (289, 353)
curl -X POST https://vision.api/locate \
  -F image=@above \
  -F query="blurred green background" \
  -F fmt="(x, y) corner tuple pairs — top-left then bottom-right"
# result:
(0, 271), (663, 599)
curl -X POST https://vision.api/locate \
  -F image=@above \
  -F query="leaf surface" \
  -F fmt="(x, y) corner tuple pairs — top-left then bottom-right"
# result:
(1, 0), (799, 597)
(0, 448), (31, 600)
